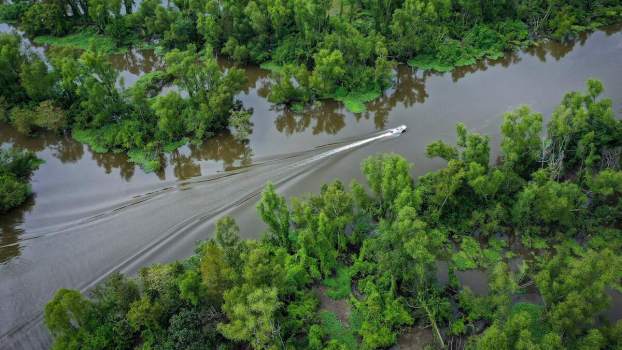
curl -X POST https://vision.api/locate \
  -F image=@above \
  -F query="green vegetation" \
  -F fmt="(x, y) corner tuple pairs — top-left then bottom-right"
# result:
(0, 32), (249, 171)
(0, 147), (42, 213)
(333, 88), (382, 114)
(3, 0), (620, 114)
(44, 80), (622, 349)
(319, 311), (358, 349)
(323, 265), (352, 300)
(33, 30), (118, 53)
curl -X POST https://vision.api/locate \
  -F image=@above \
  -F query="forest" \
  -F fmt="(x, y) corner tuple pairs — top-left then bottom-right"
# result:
(44, 80), (622, 349)
(1, 0), (621, 170)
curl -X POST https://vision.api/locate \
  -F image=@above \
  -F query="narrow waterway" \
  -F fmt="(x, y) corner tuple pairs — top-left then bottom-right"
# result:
(1, 23), (621, 349)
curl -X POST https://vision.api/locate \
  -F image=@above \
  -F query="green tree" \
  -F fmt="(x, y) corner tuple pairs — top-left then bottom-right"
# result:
(200, 241), (235, 305)
(500, 105), (543, 177)
(21, 2), (70, 36)
(310, 49), (346, 96)
(536, 246), (620, 340)
(0, 147), (42, 212)
(20, 59), (56, 102)
(0, 34), (27, 104)
(512, 170), (587, 235)
(218, 287), (282, 349)
(546, 80), (621, 178)
(257, 182), (291, 248)
(360, 153), (413, 218)
(44, 289), (95, 350)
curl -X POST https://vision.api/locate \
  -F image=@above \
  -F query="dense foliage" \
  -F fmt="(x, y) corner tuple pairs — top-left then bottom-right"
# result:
(2, 0), (621, 113)
(45, 80), (622, 349)
(1, 0), (620, 170)
(0, 146), (42, 212)
(0, 32), (250, 171)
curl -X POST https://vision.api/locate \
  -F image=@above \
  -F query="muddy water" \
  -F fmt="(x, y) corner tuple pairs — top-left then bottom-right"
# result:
(1, 23), (622, 349)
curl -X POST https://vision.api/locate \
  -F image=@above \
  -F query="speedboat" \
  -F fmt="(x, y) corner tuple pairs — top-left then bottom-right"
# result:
(389, 125), (407, 134)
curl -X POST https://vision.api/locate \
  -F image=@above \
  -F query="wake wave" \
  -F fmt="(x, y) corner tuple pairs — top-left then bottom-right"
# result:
(0, 126), (404, 248)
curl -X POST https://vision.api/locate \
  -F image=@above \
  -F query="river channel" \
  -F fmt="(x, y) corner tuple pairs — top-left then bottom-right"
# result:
(1, 23), (621, 349)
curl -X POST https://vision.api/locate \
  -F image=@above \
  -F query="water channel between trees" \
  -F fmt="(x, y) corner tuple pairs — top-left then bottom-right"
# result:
(1, 22), (622, 349)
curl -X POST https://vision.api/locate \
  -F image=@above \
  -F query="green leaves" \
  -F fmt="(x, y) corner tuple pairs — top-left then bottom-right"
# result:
(536, 246), (621, 337)
(352, 280), (413, 349)
(512, 173), (587, 235)
(0, 147), (42, 212)
(257, 182), (291, 249)
(500, 105), (543, 177)
(218, 287), (282, 349)
(44, 289), (95, 349)
(361, 153), (413, 219)
(546, 80), (620, 178)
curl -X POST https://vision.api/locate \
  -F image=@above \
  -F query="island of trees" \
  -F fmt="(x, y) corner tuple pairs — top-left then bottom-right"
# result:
(0, 147), (41, 213)
(44, 80), (622, 349)
(1, 0), (621, 170)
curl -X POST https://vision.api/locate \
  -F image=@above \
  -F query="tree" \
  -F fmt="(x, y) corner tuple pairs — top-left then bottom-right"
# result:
(390, 0), (449, 59)
(500, 105), (543, 177)
(0, 174), (30, 213)
(200, 241), (235, 305)
(268, 64), (312, 105)
(310, 49), (346, 96)
(427, 123), (491, 168)
(75, 47), (127, 128)
(20, 58), (56, 102)
(163, 46), (247, 139)
(474, 303), (563, 350)
(0, 148), (42, 212)
(536, 246), (620, 340)
(44, 289), (95, 350)
(257, 182), (291, 248)
(218, 287), (282, 349)
(546, 80), (621, 177)
(360, 153), (413, 218)
(352, 280), (413, 349)
(0, 34), (27, 104)
(88, 0), (122, 33)
(215, 216), (245, 269)
(512, 170), (587, 235)
(21, 2), (70, 36)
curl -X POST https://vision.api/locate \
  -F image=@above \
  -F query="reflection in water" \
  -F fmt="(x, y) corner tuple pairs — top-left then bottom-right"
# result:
(274, 102), (346, 135)
(0, 124), (84, 163)
(110, 49), (164, 86)
(187, 131), (253, 171)
(90, 150), (138, 182)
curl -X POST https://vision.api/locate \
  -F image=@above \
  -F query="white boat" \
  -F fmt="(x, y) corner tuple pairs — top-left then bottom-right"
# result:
(389, 125), (407, 134)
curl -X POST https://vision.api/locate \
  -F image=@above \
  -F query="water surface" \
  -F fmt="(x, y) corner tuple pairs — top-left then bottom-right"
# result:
(1, 23), (622, 349)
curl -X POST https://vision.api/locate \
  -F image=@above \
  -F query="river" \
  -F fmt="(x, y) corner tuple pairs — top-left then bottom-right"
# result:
(1, 23), (622, 349)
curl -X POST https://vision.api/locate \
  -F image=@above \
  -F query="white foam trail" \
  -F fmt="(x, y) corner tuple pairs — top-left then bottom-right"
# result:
(290, 126), (405, 168)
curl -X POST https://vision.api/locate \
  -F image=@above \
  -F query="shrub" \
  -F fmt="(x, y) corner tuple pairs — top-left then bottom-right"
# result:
(0, 1), (30, 22)
(34, 100), (68, 132)
(0, 147), (42, 213)
(21, 2), (69, 36)
(0, 174), (30, 213)
(10, 106), (36, 134)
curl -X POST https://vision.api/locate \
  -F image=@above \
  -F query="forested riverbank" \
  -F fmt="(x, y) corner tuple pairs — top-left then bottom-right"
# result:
(1, 0), (621, 172)
(44, 80), (622, 349)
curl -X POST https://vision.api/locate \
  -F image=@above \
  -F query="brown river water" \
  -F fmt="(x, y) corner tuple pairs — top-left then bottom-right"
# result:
(1, 22), (622, 349)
